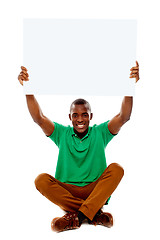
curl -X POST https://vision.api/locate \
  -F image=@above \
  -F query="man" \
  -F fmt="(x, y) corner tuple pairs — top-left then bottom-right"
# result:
(18, 61), (139, 232)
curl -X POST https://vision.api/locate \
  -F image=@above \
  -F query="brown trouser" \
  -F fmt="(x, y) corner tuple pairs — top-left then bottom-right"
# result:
(35, 163), (124, 221)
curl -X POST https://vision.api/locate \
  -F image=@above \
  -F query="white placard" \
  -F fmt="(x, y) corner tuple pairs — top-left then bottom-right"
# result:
(23, 19), (137, 96)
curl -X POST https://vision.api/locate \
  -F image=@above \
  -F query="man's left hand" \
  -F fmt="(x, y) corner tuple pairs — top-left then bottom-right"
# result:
(130, 61), (140, 83)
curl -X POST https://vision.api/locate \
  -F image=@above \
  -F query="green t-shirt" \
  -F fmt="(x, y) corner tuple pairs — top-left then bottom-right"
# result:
(48, 120), (116, 186)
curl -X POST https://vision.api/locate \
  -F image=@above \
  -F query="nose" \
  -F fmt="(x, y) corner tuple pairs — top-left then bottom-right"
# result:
(77, 115), (83, 122)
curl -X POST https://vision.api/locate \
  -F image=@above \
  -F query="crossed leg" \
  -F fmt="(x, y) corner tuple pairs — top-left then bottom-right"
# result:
(35, 163), (124, 221)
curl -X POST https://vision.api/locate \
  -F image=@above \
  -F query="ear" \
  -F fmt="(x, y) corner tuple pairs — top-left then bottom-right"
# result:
(90, 113), (93, 120)
(69, 114), (71, 121)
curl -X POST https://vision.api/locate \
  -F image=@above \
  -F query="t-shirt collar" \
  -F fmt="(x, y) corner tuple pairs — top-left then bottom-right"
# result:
(71, 126), (91, 139)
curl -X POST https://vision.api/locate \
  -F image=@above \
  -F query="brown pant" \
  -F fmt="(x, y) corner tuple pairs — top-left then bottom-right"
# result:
(35, 163), (124, 221)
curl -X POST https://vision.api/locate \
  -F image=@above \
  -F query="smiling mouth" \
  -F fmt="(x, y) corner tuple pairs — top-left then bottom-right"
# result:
(76, 124), (85, 128)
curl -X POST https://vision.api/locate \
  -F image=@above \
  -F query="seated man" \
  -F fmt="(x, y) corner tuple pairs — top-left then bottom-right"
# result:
(18, 61), (139, 232)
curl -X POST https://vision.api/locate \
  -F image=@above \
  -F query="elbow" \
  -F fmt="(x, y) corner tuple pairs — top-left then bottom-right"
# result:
(120, 115), (131, 124)
(33, 118), (41, 125)
(33, 115), (44, 126)
(125, 116), (130, 122)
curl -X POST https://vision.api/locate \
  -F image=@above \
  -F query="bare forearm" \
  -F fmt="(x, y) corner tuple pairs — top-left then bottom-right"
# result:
(18, 67), (54, 135)
(26, 95), (44, 124)
(119, 96), (133, 123)
(108, 61), (139, 135)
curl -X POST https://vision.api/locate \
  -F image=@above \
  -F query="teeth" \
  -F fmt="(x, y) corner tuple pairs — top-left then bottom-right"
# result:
(77, 124), (84, 128)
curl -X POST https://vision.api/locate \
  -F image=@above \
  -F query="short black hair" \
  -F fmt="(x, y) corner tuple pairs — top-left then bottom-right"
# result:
(70, 98), (91, 113)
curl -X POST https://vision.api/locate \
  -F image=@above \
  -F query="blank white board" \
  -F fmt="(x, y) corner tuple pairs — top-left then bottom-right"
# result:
(23, 19), (137, 95)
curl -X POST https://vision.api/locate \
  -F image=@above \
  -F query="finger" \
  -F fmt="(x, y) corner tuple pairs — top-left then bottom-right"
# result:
(21, 77), (29, 81)
(130, 72), (138, 76)
(130, 74), (138, 78)
(20, 67), (28, 76)
(136, 61), (139, 66)
(18, 75), (24, 85)
(20, 71), (29, 78)
(130, 66), (139, 70)
(130, 70), (138, 74)
(20, 69), (28, 76)
(19, 79), (23, 85)
(21, 66), (28, 71)
(19, 75), (28, 82)
(18, 74), (29, 82)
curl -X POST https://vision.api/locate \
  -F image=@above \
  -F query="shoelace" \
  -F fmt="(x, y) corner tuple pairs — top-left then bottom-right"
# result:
(64, 212), (80, 229)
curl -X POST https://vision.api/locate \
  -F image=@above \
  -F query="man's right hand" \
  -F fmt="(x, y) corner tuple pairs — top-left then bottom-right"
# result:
(18, 66), (29, 86)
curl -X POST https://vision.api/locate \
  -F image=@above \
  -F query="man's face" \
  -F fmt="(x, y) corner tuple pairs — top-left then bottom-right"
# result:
(69, 104), (93, 134)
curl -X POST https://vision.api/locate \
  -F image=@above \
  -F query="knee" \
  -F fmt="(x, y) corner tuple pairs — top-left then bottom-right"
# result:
(34, 173), (49, 191)
(108, 163), (124, 179)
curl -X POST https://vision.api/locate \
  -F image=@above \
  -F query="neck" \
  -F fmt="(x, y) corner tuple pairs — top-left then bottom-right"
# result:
(74, 128), (88, 139)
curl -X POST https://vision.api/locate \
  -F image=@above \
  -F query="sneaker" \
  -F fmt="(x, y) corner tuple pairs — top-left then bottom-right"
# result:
(51, 212), (80, 232)
(89, 210), (113, 228)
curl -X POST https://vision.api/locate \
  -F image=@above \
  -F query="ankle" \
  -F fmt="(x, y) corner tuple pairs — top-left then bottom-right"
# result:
(78, 211), (87, 225)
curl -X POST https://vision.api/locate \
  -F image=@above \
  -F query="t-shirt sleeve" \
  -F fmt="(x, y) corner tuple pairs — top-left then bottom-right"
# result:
(97, 120), (117, 147)
(47, 122), (66, 147)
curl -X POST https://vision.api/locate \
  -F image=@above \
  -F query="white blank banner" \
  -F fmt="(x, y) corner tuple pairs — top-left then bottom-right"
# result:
(23, 19), (137, 96)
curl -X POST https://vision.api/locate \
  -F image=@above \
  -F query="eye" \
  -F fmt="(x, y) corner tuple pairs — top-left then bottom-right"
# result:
(83, 113), (89, 117)
(72, 114), (78, 118)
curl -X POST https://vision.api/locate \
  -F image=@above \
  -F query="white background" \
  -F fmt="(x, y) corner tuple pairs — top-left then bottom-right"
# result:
(0, 0), (160, 240)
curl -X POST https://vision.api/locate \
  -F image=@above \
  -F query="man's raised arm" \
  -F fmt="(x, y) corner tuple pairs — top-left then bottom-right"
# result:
(18, 66), (54, 136)
(108, 61), (139, 135)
